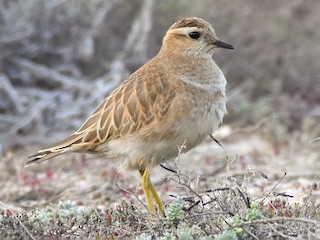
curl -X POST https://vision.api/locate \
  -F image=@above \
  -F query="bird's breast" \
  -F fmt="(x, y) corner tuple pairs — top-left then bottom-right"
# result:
(173, 85), (226, 149)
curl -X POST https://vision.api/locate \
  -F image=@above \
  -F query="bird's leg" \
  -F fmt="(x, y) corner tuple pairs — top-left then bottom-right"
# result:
(149, 183), (165, 217)
(139, 168), (165, 217)
(140, 168), (156, 215)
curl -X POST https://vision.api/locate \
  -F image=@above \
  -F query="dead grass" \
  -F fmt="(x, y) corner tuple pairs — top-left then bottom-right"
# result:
(0, 171), (319, 239)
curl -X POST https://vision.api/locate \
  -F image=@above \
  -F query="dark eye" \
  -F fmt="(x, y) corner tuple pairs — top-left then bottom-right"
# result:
(188, 31), (201, 39)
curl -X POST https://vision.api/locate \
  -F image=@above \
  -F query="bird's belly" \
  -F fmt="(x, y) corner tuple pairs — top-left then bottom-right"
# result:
(98, 99), (226, 171)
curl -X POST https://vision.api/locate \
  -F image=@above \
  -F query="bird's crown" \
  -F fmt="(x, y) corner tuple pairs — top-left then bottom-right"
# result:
(168, 17), (213, 31)
(161, 17), (234, 58)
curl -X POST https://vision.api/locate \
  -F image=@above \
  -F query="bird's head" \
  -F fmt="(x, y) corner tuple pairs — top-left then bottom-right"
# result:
(161, 17), (234, 58)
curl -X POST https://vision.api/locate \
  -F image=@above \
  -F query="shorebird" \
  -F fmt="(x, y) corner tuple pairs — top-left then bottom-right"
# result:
(27, 17), (234, 216)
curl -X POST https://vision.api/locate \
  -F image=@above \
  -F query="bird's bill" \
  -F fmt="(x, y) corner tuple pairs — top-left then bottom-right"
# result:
(212, 40), (235, 50)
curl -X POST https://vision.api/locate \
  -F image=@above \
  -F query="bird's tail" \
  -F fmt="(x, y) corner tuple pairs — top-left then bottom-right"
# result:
(26, 133), (90, 167)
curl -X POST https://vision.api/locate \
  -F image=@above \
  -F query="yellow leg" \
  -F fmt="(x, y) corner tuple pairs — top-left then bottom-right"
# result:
(149, 182), (165, 217)
(139, 169), (165, 217)
(140, 168), (156, 215)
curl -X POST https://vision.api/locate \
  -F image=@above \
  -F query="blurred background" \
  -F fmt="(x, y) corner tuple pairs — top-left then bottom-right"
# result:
(1, 0), (319, 148)
(0, 0), (319, 210)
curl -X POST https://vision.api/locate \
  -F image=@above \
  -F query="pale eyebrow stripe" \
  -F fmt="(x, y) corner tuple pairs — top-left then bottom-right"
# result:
(168, 27), (202, 35)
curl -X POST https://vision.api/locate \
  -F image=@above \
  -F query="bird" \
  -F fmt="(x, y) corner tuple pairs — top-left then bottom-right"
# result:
(27, 17), (234, 217)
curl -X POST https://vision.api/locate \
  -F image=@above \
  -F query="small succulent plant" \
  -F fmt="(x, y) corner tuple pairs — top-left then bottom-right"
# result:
(166, 197), (185, 226)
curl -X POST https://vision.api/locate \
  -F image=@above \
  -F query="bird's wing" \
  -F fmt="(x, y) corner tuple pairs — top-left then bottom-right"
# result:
(26, 62), (177, 165)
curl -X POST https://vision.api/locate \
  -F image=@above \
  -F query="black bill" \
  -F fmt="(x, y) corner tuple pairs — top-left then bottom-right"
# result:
(212, 40), (235, 50)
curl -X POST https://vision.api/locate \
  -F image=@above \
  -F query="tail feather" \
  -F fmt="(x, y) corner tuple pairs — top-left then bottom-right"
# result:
(26, 133), (90, 167)
(26, 150), (64, 166)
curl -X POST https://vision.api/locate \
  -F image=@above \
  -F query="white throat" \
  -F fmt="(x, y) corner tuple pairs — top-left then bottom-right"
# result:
(179, 73), (226, 92)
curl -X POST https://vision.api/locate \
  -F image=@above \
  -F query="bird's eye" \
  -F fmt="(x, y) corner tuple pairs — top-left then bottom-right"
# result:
(188, 31), (201, 39)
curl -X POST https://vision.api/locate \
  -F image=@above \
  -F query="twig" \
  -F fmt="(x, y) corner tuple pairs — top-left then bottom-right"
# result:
(122, 0), (154, 58)
(160, 163), (177, 173)
(205, 187), (231, 193)
(208, 133), (237, 177)
(114, 180), (155, 219)
(208, 133), (229, 162)
(242, 227), (259, 240)
(14, 58), (91, 91)
(0, 25), (33, 45)
(183, 210), (227, 219)
(260, 172), (287, 204)
(168, 173), (204, 208)
(226, 115), (278, 136)
(308, 176), (319, 196)
(0, 74), (24, 113)
(186, 200), (201, 211)
(309, 137), (320, 145)
(95, 0), (155, 94)
(237, 187), (251, 208)
(302, 225), (320, 239)
(0, 100), (47, 142)
(91, 1), (117, 35)
(0, 201), (36, 240)
(228, 217), (318, 230)
(227, 81), (249, 101)
(267, 222), (296, 239)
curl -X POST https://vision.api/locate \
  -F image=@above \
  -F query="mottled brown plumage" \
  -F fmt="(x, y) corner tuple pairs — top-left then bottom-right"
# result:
(27, 17), (234, 216)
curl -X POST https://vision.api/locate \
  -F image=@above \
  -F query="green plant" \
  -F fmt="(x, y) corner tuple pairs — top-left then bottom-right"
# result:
(215, 230), (238, 240)
(135, 233), (152, 240)
(166, 197), (185, 225)
(159, 232), (175, 240)
(199, 236), (214, 240)
(246, 202), (263, 221)
(177, 228), (193, 240)
(29, 200), (91, 226)
(222, 202), (264, 239)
